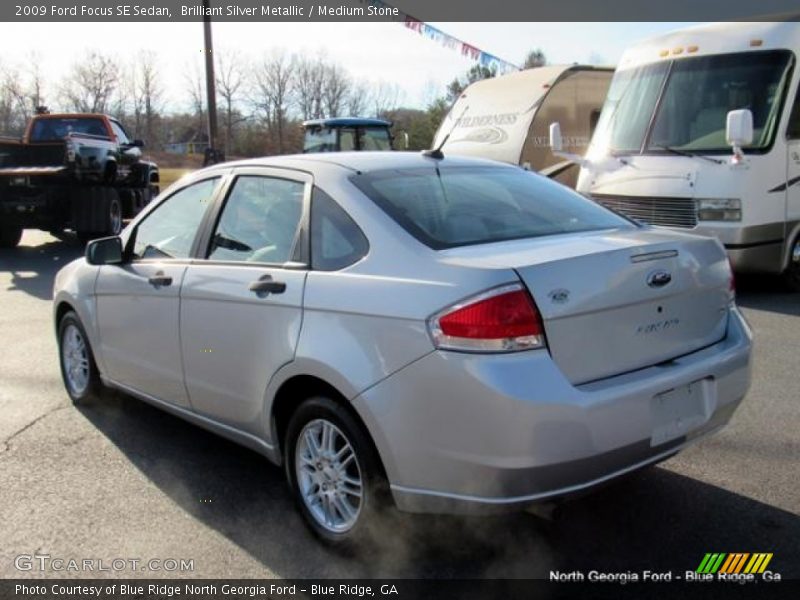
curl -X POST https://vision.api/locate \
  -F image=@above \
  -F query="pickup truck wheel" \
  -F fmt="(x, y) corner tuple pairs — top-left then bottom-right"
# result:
(144, 183), (159, 207)
(74, 188), (122, 243)
(105, 190), (123, 236)
(285, 396), (390, 549)
(58, 311), (105, 405)
(0, 221), (23, 248)
(783, 236), (800, 292)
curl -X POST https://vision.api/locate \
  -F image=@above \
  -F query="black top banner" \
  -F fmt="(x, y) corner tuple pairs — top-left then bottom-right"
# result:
(4, 0), (800, 22)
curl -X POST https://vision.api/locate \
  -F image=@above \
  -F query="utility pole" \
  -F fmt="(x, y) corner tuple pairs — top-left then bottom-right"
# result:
(202, 0), (223, 165)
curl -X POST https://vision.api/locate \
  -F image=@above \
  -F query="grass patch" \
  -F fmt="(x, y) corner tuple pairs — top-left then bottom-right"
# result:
(159, 168), (194, 190)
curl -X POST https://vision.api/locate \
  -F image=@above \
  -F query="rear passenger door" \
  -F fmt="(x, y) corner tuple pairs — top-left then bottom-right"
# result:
(179, 169), (310, 436)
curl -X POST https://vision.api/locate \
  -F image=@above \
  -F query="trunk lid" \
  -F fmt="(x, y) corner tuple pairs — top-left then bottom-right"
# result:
(439, 227), (731, 384)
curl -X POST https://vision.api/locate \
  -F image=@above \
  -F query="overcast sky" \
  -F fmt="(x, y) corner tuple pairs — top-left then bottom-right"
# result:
(0, 21), (697, 112)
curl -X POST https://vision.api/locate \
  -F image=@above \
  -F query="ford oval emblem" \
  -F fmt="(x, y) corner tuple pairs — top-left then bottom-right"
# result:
(647, 270), (672, 288)
(548, 288), (570, 304)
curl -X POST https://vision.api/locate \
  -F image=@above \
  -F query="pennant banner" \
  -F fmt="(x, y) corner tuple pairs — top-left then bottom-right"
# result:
(358, 1), (520, 74)
(406, 17), (519, 74)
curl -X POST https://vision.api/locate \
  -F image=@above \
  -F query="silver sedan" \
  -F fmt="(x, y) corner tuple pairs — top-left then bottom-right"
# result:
(53, 152), (752, 546)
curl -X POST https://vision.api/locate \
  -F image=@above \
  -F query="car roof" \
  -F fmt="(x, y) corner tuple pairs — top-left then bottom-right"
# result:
(199, 151), (513, 178)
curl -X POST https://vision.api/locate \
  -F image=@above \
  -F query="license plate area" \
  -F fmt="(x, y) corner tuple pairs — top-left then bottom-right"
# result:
(650, 378), (714, 446)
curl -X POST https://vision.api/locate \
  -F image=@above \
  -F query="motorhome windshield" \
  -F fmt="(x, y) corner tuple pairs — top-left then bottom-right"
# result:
(593, 50), (793, 155)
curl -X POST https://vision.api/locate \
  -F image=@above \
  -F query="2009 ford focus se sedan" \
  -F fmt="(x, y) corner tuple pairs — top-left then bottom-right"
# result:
(53, 152), (752, 546)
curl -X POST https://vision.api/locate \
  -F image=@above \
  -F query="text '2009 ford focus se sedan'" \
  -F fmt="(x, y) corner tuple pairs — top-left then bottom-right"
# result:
(53, 152), (752, 545)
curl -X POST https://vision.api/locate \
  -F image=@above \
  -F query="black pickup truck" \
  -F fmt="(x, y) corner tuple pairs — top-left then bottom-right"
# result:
(0, 111), (159, 247)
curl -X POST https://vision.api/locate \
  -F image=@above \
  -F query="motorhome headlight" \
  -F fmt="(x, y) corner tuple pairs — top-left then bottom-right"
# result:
(697, 198), (741, 222)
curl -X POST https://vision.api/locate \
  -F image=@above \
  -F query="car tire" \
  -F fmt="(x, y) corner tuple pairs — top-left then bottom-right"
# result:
(783, 235), (800, 293)
(57, 311), (105, 405)
(285, 396), (389, 549)
(0, 221), (23, 248)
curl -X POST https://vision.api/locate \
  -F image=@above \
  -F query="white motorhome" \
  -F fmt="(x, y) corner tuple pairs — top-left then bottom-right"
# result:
(433, 65), (612, 188)
(565, 22), (800, 288)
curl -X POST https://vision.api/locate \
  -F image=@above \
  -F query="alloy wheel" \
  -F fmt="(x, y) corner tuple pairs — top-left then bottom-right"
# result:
(295, 418), (363, 533)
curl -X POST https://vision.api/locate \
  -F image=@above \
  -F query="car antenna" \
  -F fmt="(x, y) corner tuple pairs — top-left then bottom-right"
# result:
(422, 104), (469, 160)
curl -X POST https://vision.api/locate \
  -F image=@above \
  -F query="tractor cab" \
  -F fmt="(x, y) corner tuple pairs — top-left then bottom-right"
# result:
(302, 118), (395, 153)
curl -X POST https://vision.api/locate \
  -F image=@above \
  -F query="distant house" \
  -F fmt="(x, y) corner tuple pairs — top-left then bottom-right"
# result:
(164, 129), (209, 155)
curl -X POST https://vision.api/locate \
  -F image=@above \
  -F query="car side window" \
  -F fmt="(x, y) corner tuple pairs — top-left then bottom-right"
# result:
(132, 178), (218, 260)
(788, 88), (800, 139)
(208, 175), (304, 264)
(311, 188), (369, 271)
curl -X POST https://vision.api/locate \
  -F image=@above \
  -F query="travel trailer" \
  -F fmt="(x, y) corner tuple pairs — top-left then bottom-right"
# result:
(556, 22), (800, 289)
(432, 65), (613, 188)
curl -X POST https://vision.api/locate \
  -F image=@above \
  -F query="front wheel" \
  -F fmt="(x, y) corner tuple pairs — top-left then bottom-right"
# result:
(57, 311), (105, 404)
(285, 396), (389, 548)
(783, 236), (800, 292)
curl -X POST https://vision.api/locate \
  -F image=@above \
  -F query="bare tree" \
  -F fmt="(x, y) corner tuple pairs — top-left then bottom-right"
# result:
(0, 53), (50, 136)
(252, 50), (295, 153)
(293, 54), (326, 120)
(0, 63), (22, 134)
(27, 53), (46, 114)
(371, 81), (403, 118)
(322, 63), (350, 118)
(184, 57), (205, 117)
(136, 50), (162, 145)
(346, 80), (370, 117)
(216, 49), (246, 154)
(60, 50), (119, 113)
(0, 66), (26, 132)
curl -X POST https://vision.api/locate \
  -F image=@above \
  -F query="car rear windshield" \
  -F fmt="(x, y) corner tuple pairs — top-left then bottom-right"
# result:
(350, 166), (633, 249)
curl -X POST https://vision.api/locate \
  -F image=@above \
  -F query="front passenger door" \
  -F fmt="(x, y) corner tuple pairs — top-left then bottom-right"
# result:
(95, 177), (221, 407)
(180, 171), (309, 435)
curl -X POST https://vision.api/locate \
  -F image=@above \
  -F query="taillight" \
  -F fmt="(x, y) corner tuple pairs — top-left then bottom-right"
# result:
(428, 284), (546, 353)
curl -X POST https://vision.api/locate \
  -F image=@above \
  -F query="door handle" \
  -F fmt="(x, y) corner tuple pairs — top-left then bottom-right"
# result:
(249, 274), (286, 296)
(148, 271), (172, 287)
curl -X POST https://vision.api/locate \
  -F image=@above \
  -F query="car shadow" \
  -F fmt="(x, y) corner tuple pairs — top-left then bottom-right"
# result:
(78, 392), (800, 579)
(0, 232), (82, 300)
(735, 274), (799, 317)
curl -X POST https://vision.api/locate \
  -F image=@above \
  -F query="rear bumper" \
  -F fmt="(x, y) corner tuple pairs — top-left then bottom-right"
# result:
(354, 307), (752, 514)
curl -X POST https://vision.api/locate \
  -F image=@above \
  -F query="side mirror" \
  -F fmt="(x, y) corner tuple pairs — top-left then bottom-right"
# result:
(86, 236), (123, 266)
(726, 109), (753, 161)
(548, 121), (588, 169)
(549, 122), (564, 153)
(132, 139), (145, 148)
